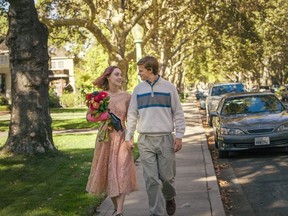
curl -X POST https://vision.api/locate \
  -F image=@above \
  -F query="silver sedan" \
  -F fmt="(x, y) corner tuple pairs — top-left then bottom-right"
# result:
(210, 92), (288, 158)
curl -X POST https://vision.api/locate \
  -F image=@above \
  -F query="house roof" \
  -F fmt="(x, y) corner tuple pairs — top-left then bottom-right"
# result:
(49, 47), (74, 58)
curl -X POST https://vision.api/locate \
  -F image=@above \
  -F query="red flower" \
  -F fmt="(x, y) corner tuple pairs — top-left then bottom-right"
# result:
(85, 91), (110, 116)
(99, 91), (108, 99)
(94, 94), (102, 102)
(86, 93), (92, 100)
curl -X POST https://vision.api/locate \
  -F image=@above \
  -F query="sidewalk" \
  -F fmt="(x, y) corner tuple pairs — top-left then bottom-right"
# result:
(96, 96), (226, 216)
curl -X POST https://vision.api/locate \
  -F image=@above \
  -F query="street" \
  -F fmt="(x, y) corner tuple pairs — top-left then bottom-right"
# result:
(199, 101), (288, 216)
(219, 149), (288, 216)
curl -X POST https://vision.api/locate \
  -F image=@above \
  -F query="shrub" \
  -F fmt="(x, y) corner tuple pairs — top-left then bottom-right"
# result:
(60, 92), (83, 108)
(179, 92), (189, 100)
(0, 105), (10, 111)
(0, 94), (9, 105)
(49, 89), (61, 108)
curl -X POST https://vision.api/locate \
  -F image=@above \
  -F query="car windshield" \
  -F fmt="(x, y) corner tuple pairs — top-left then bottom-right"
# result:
(211, 84), (244, 96)
(220, 95), (285, 116)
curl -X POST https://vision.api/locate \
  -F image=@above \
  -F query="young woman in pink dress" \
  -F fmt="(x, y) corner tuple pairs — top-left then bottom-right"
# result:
(86, 66), (138, 216)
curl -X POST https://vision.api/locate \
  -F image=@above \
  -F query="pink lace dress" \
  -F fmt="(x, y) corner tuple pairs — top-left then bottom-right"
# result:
(86, 91), (138, 197)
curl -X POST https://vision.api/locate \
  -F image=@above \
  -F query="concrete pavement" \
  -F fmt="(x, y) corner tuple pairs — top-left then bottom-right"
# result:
(96, 96), (226, 216)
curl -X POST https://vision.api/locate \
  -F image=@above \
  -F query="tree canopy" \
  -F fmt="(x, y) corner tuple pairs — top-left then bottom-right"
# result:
(1, 0), (287, 91)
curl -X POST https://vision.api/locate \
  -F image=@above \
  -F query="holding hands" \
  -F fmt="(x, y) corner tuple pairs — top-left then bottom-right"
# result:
(126, 139), (134, 150)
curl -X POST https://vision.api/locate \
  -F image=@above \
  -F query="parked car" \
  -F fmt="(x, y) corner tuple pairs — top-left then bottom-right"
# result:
(250, 85), (272, 92)
(195, 90), (203, 100)
(195, 89), (208, 100)
(206, 82), (245, 127)
(210, 92), (288, 158)
(259, 85), (271, 92)
(280, 85), (288, 102)
(271, 84), (280, 93)
(199, 90), (208, 110)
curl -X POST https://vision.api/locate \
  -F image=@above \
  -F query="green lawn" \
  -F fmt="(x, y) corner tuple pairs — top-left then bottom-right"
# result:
(0, 108), (96, 131)
(0, 108), (139, 216)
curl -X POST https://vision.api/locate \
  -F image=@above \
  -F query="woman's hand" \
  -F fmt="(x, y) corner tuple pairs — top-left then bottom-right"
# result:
(86, 111), (109, 122)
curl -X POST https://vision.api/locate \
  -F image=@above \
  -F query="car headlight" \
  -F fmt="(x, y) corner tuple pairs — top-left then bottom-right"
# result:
(276, 123), (288, 131)
(220, 127), (245, 135)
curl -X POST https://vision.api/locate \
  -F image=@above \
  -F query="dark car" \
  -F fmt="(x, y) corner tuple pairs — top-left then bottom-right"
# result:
(195, 89), (208, 100)
(210, 92), (288, 158)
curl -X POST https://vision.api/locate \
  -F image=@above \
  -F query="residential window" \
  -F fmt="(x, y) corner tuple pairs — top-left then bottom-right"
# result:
(0, 55), (8, 65)
(51, 61), (56, 69)
(57, 61), (64, 68)
(51, 60), (65, 69)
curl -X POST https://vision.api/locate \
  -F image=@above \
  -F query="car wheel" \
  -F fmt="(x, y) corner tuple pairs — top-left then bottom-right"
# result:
(218, 150), (229, 158)
(214, 139), (219, 149)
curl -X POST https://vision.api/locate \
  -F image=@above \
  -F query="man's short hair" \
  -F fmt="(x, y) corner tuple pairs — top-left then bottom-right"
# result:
(137, 56), (159, 75)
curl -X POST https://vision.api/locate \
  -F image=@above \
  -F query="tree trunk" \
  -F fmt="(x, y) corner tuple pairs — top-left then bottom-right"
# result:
(3, 0), (55, 155)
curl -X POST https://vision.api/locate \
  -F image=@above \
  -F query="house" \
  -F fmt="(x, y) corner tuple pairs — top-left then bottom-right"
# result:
(0, 40), (75, 102)
(48, 47), (75, 96)
(0, 40), (10, 101)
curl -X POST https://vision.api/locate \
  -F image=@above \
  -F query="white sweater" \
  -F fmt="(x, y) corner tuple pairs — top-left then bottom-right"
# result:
(125, 77), (186, 141)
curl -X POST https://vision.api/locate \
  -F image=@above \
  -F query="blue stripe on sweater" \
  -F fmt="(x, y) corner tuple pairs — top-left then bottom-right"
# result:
(137, 92), (171, 110)
(138, 104), (171, 109)
(137, 92), (170, 98)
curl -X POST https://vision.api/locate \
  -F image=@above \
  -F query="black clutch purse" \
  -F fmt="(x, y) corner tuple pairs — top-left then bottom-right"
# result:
(108, 111), (123, 131)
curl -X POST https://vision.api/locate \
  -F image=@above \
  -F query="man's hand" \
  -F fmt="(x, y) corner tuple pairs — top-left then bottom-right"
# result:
(125, 139), (134, 150)
(174, 138), (182, 152)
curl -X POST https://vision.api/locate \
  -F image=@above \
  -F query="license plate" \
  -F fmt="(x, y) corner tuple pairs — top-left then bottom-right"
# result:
(255, 137), (270, 146)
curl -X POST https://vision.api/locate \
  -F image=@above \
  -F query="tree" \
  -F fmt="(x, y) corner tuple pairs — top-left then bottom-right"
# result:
(34, 0), (288, 89)
(0, 1), (8, 39)
(256, 0), (288, 85)
(37, 0), (158, 89)
(2, 0), (55, 155)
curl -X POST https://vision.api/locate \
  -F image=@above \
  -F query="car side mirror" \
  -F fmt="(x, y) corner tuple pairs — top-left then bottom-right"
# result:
(210, 111), (218, 117)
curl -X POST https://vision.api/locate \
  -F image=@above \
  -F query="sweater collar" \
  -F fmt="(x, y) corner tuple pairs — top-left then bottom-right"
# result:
(146, 75), (160, 86)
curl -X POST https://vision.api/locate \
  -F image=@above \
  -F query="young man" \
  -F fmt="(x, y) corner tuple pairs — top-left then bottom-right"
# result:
(125, 56), (186, 216)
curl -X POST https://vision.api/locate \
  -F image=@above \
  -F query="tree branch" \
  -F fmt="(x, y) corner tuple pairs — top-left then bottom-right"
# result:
(41, 17), (114, 52)
(83, 0), (96, 24)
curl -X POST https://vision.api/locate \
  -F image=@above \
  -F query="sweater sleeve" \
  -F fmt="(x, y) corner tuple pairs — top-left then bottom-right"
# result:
(125, 90), (138, 141)
(171, 86), (186, 139)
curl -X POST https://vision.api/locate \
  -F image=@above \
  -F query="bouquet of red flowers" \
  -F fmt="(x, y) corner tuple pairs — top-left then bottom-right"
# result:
(86, 91), (110, 120)
(86, 91), (123, 136)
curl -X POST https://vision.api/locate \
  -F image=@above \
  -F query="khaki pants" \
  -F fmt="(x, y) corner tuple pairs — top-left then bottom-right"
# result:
(138, 133), (176, 216)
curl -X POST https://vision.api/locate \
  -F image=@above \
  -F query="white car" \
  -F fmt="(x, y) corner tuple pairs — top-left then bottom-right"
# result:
(206, 82), (245, 127)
